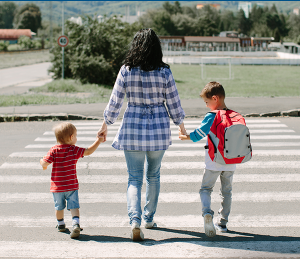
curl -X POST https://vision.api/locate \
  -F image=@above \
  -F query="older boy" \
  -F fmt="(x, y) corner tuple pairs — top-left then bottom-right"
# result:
(40, 122), (105, 238)
(179, 81), (236, 238)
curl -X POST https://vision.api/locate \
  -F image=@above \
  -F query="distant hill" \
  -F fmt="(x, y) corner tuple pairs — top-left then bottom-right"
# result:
(12, 1), (300, 26)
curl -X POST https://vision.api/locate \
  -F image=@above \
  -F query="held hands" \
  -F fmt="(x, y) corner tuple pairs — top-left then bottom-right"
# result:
(40, 158), (48, 170)
(97, 134), (105, 143)
(97, 121), (108, 142)
(178, 128), (190, 141)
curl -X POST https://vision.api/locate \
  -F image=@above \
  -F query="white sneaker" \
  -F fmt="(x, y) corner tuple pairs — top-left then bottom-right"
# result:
(131, 222), (144, 241)
(215, 223), (228, 233)
(204, 214), (216, 238)
(144, 221), (157, 229)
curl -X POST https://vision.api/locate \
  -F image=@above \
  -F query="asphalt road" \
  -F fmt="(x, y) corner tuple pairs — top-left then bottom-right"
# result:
(0, 117), (300, 258)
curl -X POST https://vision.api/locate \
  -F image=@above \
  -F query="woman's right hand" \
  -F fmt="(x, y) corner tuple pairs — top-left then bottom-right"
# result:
(178, 122), (187, 136)
(98, 121), (108, 142)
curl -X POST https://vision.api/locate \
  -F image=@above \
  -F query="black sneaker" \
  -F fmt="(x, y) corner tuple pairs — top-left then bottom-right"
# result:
(56, 224), (66, 232)
(215, 223), (228, 232)
(70, 224), (82, 239)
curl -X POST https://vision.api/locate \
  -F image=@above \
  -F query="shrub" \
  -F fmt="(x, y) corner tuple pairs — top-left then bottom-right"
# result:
(0, 41), (9, 51)
(49, 15), (142, 86)
(18, 36), (34, 49)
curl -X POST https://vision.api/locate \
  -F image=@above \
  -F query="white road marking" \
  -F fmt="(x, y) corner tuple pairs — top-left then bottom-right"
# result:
(0, 215), (300, 228)
(72, 119), (280, 126)
(1, 174), (300, 184)
(0, 240), (299, 258)
(24, 142), (300, 149)
(74, 123), (288, 130)
(9, 149), (300, 158)
(1, 192), (300, 204)
(34, 134), (300, 142)
(2, 161), (300, 170)
(43, 129), (295, 135)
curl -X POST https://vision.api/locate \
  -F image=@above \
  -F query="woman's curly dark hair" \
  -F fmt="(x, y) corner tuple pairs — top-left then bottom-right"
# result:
(124, 28), (169, 71)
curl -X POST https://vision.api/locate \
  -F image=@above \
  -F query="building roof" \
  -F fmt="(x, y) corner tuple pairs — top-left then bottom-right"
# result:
(184, 36), (239, 43)
(0, 29), (35, 40)
(283, 42), (300, 47)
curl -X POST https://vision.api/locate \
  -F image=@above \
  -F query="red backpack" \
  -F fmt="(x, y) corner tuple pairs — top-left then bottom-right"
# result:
(205, 109), (252, 165)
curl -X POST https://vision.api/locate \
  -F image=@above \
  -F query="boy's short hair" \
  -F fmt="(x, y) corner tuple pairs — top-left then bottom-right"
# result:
(200, 81), (225, 99)
(53, 122), (76, 144)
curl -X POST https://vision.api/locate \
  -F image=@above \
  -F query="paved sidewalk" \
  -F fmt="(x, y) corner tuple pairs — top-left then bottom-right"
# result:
(0, 97), (299, 118)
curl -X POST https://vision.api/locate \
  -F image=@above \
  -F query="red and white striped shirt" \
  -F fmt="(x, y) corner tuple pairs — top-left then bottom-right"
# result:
(43, 144), (85, 193)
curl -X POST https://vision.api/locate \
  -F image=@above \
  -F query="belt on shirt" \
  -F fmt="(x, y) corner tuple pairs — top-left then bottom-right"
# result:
(128, 103), (165, 120)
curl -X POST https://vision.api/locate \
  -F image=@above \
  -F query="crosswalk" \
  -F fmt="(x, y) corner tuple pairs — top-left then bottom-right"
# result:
(1, 118), (300, 258)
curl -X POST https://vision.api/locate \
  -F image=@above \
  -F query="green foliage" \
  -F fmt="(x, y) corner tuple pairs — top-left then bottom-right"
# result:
(0, 1), (16, 29)
(14, 3), (42, 33)
(49, 15), (142, 86)
(0, 40), (9, 51)
(287, 14), (300, 44)
(18, 35), (33, 49)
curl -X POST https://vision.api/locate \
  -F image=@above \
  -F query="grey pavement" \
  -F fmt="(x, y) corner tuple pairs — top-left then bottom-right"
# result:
(0, 97), (299, 118)
(0, 62), (52, 89)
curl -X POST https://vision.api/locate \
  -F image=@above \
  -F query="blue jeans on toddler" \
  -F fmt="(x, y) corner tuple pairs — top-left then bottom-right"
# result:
(52, 190), (80, 211)
(200, 169), (234, 226)
(124, 150), (165, 225)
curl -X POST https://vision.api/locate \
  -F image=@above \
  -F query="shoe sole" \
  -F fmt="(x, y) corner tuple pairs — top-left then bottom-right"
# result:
(70, 227), (81, 239)
(131, 228), (144, 242)
(204, 214), (216, 238)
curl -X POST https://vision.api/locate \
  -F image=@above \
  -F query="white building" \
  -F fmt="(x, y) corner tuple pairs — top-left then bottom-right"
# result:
(238, 2), (252, 18)
(238, 2), (264, 18)
(68, 17), (82, 26)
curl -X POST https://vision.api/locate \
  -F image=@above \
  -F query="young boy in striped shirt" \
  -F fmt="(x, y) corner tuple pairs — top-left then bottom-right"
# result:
(40, 122), (105, 238)
(179, 82), (236, 238)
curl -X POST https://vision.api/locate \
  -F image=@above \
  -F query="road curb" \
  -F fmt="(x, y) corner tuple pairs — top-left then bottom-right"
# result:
(0, 109), (300, 123)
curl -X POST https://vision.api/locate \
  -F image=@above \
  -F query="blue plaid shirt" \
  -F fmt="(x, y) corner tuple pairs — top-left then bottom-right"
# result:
(104, 65), (185, 151)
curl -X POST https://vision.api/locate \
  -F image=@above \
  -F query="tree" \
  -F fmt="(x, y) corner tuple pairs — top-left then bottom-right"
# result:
(49, 15), (142, 86)
(236, 9), (251, 35)
(162, 1), (182, 15)
(0, 2), (17, 29)
(287, 14), (300, 43)
(14, 3), (42, 33)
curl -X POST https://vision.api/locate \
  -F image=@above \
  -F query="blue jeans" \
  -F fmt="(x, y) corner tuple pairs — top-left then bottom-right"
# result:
(124, 150), (165, 225)
(200, 169), (234, 226)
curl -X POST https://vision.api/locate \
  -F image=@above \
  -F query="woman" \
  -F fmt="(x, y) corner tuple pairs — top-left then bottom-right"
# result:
(98, 28), (186, 241)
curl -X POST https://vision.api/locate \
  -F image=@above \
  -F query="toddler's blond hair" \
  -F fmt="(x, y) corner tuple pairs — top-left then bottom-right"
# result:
(53, 122), (76, 144)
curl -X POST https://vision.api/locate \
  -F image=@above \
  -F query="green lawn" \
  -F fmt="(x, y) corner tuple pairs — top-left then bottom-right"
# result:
(170, 64), (300, 98)
(0, 64), (299, 107)
(0, 49), (52, 69)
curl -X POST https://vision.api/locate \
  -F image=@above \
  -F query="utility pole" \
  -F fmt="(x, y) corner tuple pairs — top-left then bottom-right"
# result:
(49, 1), (53, 48)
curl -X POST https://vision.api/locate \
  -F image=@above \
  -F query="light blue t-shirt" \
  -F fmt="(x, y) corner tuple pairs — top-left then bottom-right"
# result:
(189, 112), (215, 142)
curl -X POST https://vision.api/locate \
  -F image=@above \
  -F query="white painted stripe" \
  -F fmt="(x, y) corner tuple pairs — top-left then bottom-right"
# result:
(72, 119), (280, 126)
(43, 129), (296, 136)
(1, 174), (300, 184)
(74, 123), (288, 130)
(9, 150), (300, 158)
(34, 134), (300, 142)
(25, 143), (115, 148)
(24, 142), (300, 149)
(0, 215), (299, 228)
(1, 191), (300, 204)
(2, 161), (300, 170)
(0, 240), (299, 258)
(249, 129), (295, 133)
(251, 135), (300, 139)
